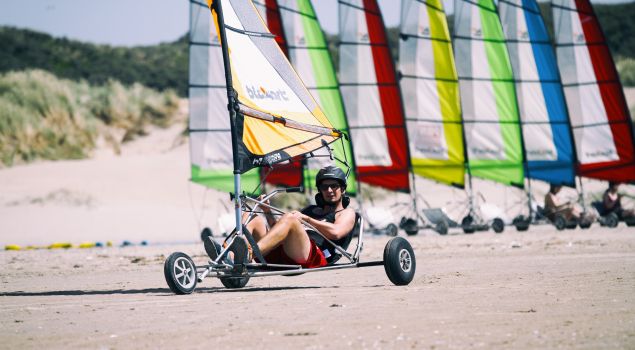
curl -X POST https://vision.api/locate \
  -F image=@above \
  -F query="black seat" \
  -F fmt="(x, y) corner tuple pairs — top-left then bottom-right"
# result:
(307, 212), (361, 265)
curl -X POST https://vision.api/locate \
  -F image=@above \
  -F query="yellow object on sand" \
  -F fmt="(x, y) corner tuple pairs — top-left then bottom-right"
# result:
(5, 244), (21, 251)
(48, 242), (72, 249)
(78, 242), (96, 249)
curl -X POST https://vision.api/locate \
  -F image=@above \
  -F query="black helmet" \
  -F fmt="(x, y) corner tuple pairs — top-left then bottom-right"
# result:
(315, 165), (347, 188)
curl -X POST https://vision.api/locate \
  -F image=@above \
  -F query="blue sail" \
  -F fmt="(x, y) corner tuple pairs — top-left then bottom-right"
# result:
(499, 0), (575, 186)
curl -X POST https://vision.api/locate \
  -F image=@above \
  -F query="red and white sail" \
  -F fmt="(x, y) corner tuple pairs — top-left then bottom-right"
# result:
(339, 0), (411, 192)
(553, 0), (635, 181)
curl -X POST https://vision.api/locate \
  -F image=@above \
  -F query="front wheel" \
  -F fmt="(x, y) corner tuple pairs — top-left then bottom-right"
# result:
(164, 252), (197, 294)
(402, 218), (418, 236)
(383, 237), (416, 286)
(220, 276), (250, 288)
(386, 223), (399, 237)
(462, 215), (475, 234)
(605, 213), (619, 228)
(492, 218), (505, 233)
(435, 221), (448, 235)
(553, 215), (566, 231)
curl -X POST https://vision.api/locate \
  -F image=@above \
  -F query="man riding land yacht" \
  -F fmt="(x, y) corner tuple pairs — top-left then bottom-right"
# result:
(207, 165), (357, 269)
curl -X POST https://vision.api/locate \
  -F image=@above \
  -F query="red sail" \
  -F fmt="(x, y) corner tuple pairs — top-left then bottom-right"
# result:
(554, 0), (635, 181)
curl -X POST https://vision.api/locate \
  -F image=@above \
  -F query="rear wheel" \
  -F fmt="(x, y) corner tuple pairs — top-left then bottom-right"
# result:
(513, 216), (530, 232)
(553, 215), (566, 231)
(383, 237), (416, 286)
(219, 237), (250, 289)
(386, 223), (399, 237)
(605, 213), (619, 228)
(200, 227), (213, 242)
(462, 215), (475, 234)
(625, 216), (635, 227)
(492, 218), (505, 234)
(220, 277), (250, 289)
(402, 218), (418, 236)
(579, 217), (593, 229)
(435, 221), (448, 235)
(164, 252), (197, 295)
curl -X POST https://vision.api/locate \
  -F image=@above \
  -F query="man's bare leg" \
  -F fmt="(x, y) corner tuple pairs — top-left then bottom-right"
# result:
(244, 214), (267, 241)
(256, 213), (311, 262)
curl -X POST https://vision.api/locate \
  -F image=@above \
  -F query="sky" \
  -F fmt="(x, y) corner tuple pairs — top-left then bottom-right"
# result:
(0, 0), (632, 47)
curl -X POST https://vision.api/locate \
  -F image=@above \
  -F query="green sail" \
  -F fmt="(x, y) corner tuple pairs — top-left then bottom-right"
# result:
(453, 0), (524, 187)
(277, 0), (357, 195)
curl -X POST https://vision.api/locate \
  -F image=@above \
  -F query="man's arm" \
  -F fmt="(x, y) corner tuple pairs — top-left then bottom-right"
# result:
(258, 195), (278, 227)
(300, 208), (356, 240)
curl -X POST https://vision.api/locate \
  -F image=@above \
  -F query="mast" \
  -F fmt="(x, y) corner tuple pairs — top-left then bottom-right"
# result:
(210, 0), (243, 233)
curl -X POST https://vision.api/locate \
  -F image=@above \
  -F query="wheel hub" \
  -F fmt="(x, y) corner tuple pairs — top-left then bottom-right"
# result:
(174, 257), (195, 288)
(398, 249), (412, 272)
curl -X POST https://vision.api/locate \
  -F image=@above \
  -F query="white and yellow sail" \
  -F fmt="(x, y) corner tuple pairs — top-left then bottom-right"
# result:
(399, 0), (465, 187)
(207, 0), (341, 174)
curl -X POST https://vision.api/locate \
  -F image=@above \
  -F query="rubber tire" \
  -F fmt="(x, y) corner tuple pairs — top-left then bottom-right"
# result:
(513, 216), (530, 232)
(579, 218), (592, 229)
(435, 221), (449, 235)
(605, 213), (619, 228)
(383, 237), (416, 286)
(200, 227), (213, 242)
(219, 238), (250, 289)
(625, 216), (635, 227)
(386, 223), (399, 237)
(462, 215), (475, 234)
(402, 218), (418, 236)
(164, 252), (197, 295)
(220, 276), (250, 289)
(554, 215), (566, 231)
(492, 218), (505, 234)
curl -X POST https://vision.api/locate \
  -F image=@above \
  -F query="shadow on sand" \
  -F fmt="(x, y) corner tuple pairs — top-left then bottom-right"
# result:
(0, 285), (326, 297)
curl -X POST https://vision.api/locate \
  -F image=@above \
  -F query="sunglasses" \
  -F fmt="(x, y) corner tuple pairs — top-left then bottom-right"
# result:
(319, 183), (341, 191)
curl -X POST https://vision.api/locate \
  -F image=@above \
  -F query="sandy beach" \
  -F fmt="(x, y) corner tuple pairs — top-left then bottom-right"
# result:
(1, 228), (635, 349)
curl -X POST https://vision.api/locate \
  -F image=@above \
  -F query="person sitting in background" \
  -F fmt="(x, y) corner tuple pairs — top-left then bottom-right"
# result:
(602, 182), (635, 219)
(544, 184), (581, 221)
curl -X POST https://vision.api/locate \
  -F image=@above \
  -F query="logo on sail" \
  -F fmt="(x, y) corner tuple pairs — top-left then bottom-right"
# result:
(246, 85), (290, 101)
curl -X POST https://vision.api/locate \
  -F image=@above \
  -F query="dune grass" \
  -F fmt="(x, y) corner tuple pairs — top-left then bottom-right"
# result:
(0, 69), (179, 167)
(617, 57), (635, 87)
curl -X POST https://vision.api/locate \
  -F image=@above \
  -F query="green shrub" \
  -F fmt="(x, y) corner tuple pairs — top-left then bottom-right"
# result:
(0, 69), (179, 167)
(617, 57), (635, 87)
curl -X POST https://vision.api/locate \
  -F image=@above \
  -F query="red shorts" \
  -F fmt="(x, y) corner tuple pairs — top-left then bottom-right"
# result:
(260, 239), (327, 268)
